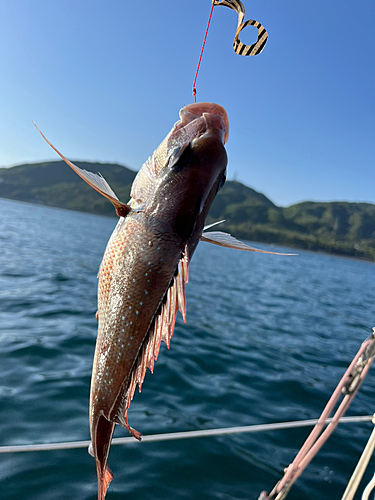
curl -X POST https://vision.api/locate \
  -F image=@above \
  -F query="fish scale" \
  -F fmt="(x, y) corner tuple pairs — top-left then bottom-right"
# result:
(92, 213), (182, 423)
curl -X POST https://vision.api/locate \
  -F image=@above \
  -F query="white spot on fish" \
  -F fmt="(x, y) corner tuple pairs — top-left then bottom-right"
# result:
(145, 290), (148, 295)
(132, 278), (136, 283)
(140, 302), (143, 306)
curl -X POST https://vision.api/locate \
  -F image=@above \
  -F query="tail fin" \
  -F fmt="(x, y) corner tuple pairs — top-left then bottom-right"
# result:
(97, 462), (114, 500)
(93, 415), (116, 500)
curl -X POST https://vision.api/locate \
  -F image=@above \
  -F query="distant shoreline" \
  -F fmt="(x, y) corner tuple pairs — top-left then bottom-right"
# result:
(1, 195), (374, 264)
(1, 160), (375, 262)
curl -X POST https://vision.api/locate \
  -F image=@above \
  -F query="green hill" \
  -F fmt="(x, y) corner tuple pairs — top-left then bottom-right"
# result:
(0, 161), (136, 217)
(1, 161), (375, 260)
(208, 183), (375, 260)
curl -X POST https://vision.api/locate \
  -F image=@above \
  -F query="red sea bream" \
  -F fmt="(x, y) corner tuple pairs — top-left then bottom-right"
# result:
(35, 102), (290, 499)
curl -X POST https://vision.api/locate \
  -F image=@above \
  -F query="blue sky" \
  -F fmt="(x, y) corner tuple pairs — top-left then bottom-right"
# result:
(1, 0), (374, 206)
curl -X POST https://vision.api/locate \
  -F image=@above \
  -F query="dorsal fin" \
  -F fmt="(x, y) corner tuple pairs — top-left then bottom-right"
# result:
(33, 122), (131, 217)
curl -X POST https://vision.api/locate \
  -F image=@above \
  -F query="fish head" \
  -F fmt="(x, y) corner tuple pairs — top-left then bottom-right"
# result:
(132, 102), (229, 245)
(159, 102), (229, 179)
(131, 102), (229, 211)
(178, 102), (229, 145)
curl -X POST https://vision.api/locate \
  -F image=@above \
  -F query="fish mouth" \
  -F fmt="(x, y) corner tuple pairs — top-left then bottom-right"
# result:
(179, 102), (229, 144)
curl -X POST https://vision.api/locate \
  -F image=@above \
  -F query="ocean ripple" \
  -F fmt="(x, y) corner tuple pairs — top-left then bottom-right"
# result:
(1, 198), (375, 500)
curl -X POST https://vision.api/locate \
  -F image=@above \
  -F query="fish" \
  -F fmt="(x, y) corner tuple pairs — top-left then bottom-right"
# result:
(34, 102), (293, 499)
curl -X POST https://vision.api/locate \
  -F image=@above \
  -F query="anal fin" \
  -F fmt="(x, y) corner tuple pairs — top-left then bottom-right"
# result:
(115, 246), (190, 437)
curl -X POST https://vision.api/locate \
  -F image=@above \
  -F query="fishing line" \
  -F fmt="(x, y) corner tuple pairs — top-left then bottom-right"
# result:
(192, 1), (215, 103)
(191, 0), (269, 101)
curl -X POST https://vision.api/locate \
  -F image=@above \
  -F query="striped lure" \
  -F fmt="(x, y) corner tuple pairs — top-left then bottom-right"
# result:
(214, 0), (268, 56)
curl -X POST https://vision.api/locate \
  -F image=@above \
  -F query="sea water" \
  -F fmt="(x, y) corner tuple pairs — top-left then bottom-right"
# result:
(1, 197), (375, 500)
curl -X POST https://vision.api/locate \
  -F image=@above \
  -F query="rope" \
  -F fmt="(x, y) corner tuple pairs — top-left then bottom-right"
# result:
(259, 330), (375, 500)
(0, 415), (372, 454)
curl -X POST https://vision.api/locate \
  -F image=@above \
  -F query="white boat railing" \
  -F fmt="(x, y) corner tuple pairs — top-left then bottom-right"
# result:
(0, 414), (372, 454)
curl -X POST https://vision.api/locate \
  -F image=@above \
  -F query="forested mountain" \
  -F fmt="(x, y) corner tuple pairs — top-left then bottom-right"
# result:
(0, 161), (135, 217)
(1, 161), (375, 260)
(208, 182), (375, 259)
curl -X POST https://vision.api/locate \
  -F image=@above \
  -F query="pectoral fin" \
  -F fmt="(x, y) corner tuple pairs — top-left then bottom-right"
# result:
(33, 122), (131, 217)
(201, 231), (297, 255)
(203, 220), (226, 231)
